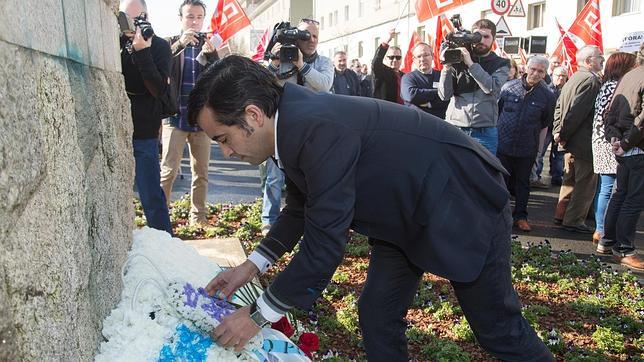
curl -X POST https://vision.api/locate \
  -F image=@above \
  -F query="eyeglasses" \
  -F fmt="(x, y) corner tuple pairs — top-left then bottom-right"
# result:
(300, 18), (319, 25)
(387, 55), (402, 60)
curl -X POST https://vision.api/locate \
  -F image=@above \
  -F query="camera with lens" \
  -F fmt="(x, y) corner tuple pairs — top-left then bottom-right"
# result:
(264, 21), (311, 63)
(118, 11), (155, 40)
(441, 14), (482, 65)
(192, 32), (208, 47)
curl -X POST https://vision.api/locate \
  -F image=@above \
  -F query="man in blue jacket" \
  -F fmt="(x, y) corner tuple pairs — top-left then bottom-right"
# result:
(497, 56), (555, 231)
(400, 42), (449, 118)
(190, 55), (553, 362)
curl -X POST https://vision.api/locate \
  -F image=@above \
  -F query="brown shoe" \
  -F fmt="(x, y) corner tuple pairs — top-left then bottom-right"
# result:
(554, 198), (569, 223)
(592, 231), (602, 244)
(615, 254), (644, 271)
(514, 219), (532, 232)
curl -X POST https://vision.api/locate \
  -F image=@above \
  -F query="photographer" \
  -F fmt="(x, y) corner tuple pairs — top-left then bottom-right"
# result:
(260, 19), (333, 235)
(267, 19), (333, 92)
(120, 0), (172, 234)
(160, 0), (219, 227)
(438, 19), (510, 155)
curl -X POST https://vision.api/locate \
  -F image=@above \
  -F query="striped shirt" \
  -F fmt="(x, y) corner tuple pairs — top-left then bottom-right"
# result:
(169, 45), (202, 132)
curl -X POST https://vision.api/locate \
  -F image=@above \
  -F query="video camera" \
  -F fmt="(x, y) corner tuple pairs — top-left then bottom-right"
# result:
(441, 14), (482, 65)
(118, 11), (155, 40)
(264, 22), (311, 63)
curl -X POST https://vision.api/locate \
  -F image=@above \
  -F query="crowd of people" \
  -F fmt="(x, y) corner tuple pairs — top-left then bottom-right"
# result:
(118, 0), (643, 359)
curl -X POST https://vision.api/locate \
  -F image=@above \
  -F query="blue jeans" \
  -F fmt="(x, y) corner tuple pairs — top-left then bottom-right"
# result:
(133, 139), (172, 234)
(261, 159), (284, 226)
(459, 126), (498, 155)
(549, 141), (565, 184)
(530, 131), (552, 182)
(600, 155), (644, 256)
(592, 174), (616, 235)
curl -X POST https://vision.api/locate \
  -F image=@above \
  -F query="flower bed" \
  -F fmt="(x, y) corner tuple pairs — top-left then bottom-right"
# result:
(136, 198), (643, 361)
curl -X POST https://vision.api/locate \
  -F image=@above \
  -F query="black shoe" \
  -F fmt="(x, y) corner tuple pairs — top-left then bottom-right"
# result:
(563, 224), (594, 234)
(553, 218), (563, 225)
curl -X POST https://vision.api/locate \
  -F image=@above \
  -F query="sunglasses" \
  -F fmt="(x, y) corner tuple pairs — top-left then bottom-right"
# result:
(300, 18), (319, 25)
(387, 55), (402, 60)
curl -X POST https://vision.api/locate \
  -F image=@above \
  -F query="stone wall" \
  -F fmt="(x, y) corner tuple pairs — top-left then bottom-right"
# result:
(0, 0), (134, 360)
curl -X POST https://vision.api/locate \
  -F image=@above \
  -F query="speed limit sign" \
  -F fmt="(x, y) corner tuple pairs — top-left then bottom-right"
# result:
(491, 0), (511, 15)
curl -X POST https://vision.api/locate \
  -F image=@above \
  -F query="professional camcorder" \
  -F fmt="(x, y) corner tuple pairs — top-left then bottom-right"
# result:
(442, 14), (482, 65)
(118, 11), (155, 40)
(264, 21), (311, 63)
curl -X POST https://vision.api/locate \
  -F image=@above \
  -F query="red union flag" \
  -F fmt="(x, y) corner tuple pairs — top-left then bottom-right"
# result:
(251, 28), (269, 62)
(553, 18), (578, 75)
(433, 14), (454, 71)
(568, 0), (603, 52)
(210, 0), (251, 43)
(416, 0), (474, 22)
(403, 32), (421, 73)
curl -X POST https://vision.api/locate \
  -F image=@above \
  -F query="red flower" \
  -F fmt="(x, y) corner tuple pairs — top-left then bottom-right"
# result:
(298, 332), (320, 358)
(270, 316), (294, 338)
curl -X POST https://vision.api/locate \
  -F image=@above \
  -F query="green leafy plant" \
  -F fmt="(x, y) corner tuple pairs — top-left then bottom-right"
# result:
(421, 337), (470, 361)
(591, 326), (625, 353)
(452, 317), (475, 342)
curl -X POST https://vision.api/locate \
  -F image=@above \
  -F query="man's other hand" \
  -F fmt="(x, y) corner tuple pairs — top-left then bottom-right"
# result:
(458, 47), (473, 67)
(293, 48), (304, 69)
(205, 260), (259, 301)
(179, 29), (198, 47)
(132, 27), (152, 51)
(211, 305), (261, 352)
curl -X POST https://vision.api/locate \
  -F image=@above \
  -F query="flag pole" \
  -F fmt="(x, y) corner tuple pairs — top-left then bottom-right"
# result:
(393, 0), (411, 30)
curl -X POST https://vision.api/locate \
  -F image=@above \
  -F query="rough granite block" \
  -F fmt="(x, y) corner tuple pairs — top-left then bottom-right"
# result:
(85, 0), (105, 69)
(62, 0), (90, 65)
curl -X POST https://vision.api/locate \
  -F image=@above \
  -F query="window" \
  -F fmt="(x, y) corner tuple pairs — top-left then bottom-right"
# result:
(320, 16), (324, 29)
(613, 0), (640, 15)
(358, 41), (364, 57)
(392, 32), (400, 46)
(359, 0), (365, 17)
(334, 10), (339, 24)
(416, 26), (425, 43)
(343, 44), (348, 53)
(375, 37), (381, 51)
(374, 0), (381, 10)
(481, 9), (493, 19)
(577, 0), (589, 13)
(328, 12), (333, 27)
(528, 2), (545, 30)
(344, 5), (350, 21)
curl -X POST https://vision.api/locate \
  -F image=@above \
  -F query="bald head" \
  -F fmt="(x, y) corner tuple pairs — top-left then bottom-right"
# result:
(412, 43), (433, 73)
(297, 21), (319, 56)
(120, 0), (147, 19)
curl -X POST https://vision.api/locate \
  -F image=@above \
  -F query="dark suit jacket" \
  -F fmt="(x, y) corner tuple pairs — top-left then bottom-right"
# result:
(258, 84), (510, 312)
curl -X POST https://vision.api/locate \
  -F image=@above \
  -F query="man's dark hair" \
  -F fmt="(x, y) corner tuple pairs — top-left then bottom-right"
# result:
(188, 55), (283, 128)
(179, 0), (206, 16)
(472, 19), (496, 37)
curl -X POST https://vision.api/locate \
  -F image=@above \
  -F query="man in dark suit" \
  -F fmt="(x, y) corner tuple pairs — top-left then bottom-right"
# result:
(372, 29), (405, 104)
(189, 55), (552, 361)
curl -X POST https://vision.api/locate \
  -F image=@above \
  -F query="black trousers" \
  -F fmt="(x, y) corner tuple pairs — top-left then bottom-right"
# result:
(498, 153), (535, 221)
(602, 155), (644, 256)
(358, 206), (553, 362)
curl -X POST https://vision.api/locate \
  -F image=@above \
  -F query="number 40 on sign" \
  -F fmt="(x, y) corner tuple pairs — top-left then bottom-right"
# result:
(491, 0), (511, 15)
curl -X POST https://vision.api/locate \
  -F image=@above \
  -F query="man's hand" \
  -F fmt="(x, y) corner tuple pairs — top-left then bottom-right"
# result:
(386, 28), (396, 44)
(211, 305), (261, 352)
(270, 43), (283, 67)
(132, 27), (152, 51)
(205, 260), (259, 300)
(458, 47), (473, 67)
(293, 48), (304, 69)
(553, 132), (566, 147)
(179, 29), (198, 47)
(611, 139), (625, 156)
(202, 38), (216, 54)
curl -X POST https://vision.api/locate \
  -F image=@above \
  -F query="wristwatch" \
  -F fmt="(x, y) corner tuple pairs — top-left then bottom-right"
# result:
(249, 301), (271, 328)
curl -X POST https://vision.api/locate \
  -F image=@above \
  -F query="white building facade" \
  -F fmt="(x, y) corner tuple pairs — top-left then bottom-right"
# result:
(312, 0), (642, 66)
